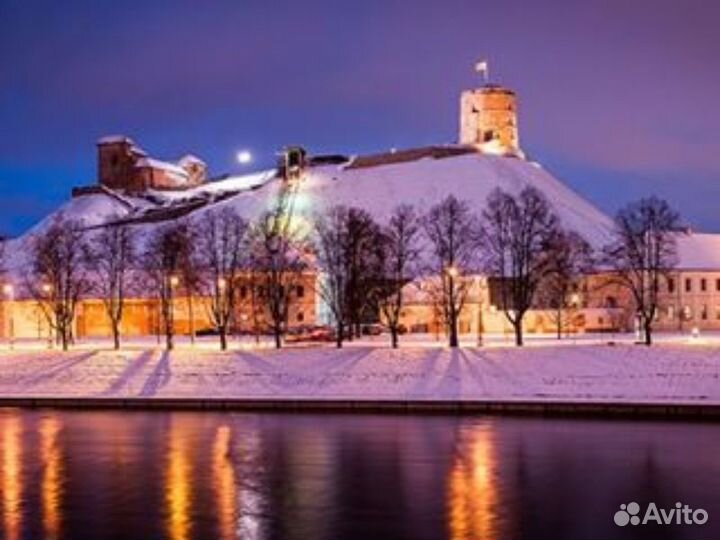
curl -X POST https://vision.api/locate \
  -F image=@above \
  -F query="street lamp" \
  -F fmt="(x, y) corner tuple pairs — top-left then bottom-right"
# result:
(218, 278), (227, 290)
(2, 284), (14, 350)
(446, 266), (459, 278)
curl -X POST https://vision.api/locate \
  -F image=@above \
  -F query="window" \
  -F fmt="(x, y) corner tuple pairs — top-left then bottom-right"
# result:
(684, 306), (693, 320)
(667, 278), (675, 293)
(239, 286), (248, 299)
(667, 306), (675, 319)
(296, 285), (305, 298)
(716, 307), (720, 320)
(598, 317), (604, 325)
(685, 278), (692, 292)
(297, 311), (304, 322)
(701, 279), (707, 292)
(716, 279), (720, 292)
(702, 305), (708, 320)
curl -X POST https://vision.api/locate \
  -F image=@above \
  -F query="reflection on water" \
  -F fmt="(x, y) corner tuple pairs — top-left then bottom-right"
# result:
(1, 415), (22, 540)
(212, 425), (236, 540)
(40, 416), (63, 540)
(167, 418), (193, 540)
(448, 425), (498, 540)
(0, 409), (717, 540)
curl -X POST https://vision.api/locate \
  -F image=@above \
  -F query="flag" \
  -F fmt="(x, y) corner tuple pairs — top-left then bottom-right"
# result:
(475, 60), (489, 81)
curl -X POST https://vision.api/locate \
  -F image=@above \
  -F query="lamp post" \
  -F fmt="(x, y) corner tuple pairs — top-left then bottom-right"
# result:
(42, 283), (53, 349)
(2, 284), (14, 350)
(169, 275), (179, 346)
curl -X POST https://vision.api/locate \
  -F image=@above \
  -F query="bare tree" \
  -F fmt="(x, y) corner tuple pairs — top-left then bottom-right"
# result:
(27, 218), (91, 351)
(538, 229), (594, 339)
(314, 206), (351, 348)
(85, 224), (136, 350)
(344, 207), (384, 339)
(481, 187), (560, 346)
(314, 206), (385, 348)
(423, 196), (478, 348)
(249, 211), (306, 349)
(378, 205), (421, 348)
(194, 207), (249, 350)
(603, 197), (681, 345)
(143, 221), (193, 351)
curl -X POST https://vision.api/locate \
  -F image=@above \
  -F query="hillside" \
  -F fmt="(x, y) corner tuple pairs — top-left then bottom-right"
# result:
(4, 149), (615, 273)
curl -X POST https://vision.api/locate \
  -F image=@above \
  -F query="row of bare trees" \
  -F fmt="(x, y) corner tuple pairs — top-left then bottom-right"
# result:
(22, 202), (307, 351)
(313, 189), (681, 348)
(14, 185), (680, 351)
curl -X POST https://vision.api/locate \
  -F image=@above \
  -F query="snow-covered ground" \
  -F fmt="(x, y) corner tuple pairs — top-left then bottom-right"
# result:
(0, 337), (719, 405)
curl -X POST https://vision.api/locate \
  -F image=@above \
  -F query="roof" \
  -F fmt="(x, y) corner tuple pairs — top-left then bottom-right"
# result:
(178, 154), (206, 167)
(346, 145), (477, 170)
(675, 233), (720, 270)
(97, 135), (136, 145)
(135, 157), (188, 178)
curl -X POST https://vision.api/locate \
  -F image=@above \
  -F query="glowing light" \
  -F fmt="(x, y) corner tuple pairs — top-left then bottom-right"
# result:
(2, 284), (13, 296)
(42, 283), (53, 294)
(446, 266), (459, 278)
(169, 276), (180, 288)
(212, 426), (236, 540)
(2, 415), (22, 540)
(166, 421), (192, 540)
(40, 416), (63, 540)
(217, 278), (227, 290)
(236, 150), (253, 165)
(448, 426), (499, 540)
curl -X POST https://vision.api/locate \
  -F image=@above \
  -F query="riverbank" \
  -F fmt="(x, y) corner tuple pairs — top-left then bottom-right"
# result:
(0, 343), (720, 417)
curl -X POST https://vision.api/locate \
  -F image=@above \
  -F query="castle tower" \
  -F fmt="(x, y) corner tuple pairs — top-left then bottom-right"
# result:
(459, 64), (521, 156)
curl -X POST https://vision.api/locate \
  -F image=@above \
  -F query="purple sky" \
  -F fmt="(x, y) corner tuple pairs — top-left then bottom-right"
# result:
(1, 0), (718, 236)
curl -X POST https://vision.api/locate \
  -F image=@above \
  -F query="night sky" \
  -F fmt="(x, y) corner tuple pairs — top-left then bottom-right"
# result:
(1, 0), (718, 236)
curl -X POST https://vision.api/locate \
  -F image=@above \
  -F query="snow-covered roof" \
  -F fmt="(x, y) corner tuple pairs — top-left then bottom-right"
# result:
(675, 233), (720, 271)
(178, 154), (206, 167)
(135, 157), (188, 178)
(97, 135), (135, 145)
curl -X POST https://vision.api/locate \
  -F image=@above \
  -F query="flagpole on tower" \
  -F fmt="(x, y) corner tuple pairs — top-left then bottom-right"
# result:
(475, 59), (489, 84)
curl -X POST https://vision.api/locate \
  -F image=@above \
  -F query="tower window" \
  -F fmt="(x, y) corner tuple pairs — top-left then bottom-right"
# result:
(701, 278), (707, 292)
(685, 278), (692, 292)
(483, 131), (495, 142)
(667, 278), (675, 293)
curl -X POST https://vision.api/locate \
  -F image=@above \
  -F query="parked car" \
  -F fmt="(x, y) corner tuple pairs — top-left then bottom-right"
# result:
(285, 325), (335, 343)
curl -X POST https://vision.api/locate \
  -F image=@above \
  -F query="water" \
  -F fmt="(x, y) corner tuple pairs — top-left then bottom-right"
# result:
(0, 408), (717, 540)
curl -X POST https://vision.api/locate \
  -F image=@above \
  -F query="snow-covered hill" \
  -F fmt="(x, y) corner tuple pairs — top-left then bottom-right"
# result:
(5, 150), (615, 272)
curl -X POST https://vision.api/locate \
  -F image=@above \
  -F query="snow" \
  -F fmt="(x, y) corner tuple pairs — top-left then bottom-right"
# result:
(178, 154), (206, 167)
(3, 194), (136, 273)
(135, 157), (188, 178)
(0, 343), (718, 405)
(675, 233), (720, 270)
(97, 135), (134, 145)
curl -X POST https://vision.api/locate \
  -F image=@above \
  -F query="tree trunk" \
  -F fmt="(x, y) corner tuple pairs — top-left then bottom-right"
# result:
(514, 321), (524, 347)
(449, 315), (459, 348)
(644, 319), (652, 346)
(390, 327), (399, 349)
(112, 320), (120, 350)
(556, 311), (562, 340)
(187, 294), (195, 345)
(219, 327), (228, 351)
(274, 326), (282, 349)
(336, 322), (344, 348)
